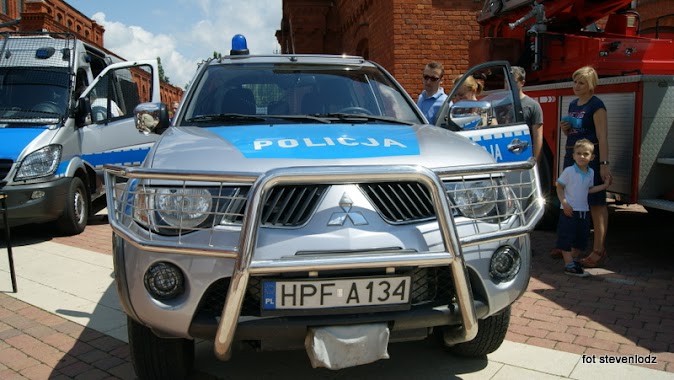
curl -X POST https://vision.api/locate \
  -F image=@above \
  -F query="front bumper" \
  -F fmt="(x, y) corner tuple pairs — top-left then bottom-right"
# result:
(0, 178), (71, 227)
(106, 161), (543, 360)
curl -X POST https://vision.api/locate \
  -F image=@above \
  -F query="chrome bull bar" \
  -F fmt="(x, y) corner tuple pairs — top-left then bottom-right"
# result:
(104, 158), (543, 361)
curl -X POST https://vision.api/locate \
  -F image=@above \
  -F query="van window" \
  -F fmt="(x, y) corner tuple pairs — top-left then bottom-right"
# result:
(88, 64), (152, 123)
(0, 67), (69, 120)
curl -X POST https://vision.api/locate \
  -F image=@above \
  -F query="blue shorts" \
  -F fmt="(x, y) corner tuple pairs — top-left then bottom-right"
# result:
(556, 211), (591, 251)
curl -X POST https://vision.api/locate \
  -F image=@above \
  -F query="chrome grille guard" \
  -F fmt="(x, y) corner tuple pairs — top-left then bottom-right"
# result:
(104, 159), (543, 360)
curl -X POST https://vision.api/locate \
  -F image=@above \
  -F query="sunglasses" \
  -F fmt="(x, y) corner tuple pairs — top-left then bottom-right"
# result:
(423, 75), (441, 82)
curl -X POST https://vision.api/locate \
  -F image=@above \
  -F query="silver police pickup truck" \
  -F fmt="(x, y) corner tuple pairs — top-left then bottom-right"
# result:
(105, 35), (543, 379)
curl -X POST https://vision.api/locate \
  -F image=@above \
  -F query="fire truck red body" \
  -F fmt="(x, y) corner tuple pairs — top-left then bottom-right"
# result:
(470, 0), (674, 214)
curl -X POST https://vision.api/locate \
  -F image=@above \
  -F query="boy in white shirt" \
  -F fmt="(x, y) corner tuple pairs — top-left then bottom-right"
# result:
(555, 139), (611, 277)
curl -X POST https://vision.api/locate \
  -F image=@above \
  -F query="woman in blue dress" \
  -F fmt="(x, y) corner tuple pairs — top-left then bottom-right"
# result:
(559, 66), (612, 268)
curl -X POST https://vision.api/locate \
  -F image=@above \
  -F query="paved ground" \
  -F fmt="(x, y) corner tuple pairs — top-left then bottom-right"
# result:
(1, 203), (673, 379)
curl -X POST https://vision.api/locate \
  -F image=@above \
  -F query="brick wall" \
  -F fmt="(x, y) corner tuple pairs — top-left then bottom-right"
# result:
(391, 0), (482, 96)
(280, 0), (482, 97)
(279, 0), (674, 97)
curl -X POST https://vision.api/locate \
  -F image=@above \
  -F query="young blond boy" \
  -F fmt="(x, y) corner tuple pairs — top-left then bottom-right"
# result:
(555, 139), (611, 277)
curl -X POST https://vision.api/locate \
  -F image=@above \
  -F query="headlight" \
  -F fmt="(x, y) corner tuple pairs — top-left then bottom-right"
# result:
(14, 144), (62, 181)
(445, 179), (497, 218)
(155, 188), (212, 228)
(444, 178), (516, 222)
(132, 185), (245, 235)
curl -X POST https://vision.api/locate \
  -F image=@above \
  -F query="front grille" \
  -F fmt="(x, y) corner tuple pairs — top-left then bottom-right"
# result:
(223, 184), (329, 227)
(0, 159), (13, 181)
(195, 267), (455, 319)
(261, 184), (328, 227)
(359, 182), (435, 223)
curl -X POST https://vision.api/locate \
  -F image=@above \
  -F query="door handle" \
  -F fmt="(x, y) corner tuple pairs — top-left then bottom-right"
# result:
(507, 138), (529, 154)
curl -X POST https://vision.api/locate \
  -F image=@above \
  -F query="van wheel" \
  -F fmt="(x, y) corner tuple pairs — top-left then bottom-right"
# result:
(56, 177), (88, 235)
(127, 316), (194, 380)
(441, 306), (511, 357)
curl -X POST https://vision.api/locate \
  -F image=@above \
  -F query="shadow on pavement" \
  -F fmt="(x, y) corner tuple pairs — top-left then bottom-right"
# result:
(527, 204), (674, 354)
(0, 196), (108, 249)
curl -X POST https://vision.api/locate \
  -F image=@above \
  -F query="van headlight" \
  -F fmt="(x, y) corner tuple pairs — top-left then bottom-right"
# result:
(444, 178), (516, 222)
(14, 144), (62, 181)
(133, 186), (245, 235)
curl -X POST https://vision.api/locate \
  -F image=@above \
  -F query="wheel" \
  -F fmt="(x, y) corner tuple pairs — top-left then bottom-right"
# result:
(127, 316), (195, 380)
(336, 106), (373, 115)
(56, 177), (89, 235)
(441, 306), (511, 357)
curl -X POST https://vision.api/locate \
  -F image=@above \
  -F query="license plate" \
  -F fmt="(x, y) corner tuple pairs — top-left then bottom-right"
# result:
(261, 276), (411, 310)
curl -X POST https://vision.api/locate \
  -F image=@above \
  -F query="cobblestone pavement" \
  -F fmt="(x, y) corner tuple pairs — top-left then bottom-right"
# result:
(512, 205), (674, 372)
(1, 203), (673, 378)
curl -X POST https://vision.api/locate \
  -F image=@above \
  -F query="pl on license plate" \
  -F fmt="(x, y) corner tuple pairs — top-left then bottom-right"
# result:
(262, 276), (411, 310)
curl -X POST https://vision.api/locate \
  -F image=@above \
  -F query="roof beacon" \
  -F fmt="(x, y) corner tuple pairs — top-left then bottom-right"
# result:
(230, 34), (249, 55)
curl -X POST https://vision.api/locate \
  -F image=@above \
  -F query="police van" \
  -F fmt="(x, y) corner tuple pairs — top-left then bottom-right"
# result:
(105, 35), (542, 378)
(0, 32), (160, 234)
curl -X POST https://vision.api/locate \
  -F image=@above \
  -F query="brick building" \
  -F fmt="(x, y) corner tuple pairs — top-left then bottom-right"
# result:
(277, 0), (674, 97)
(0, 0), (182, 105)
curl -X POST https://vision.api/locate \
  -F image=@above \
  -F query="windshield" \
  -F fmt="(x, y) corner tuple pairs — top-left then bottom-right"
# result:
(181, 63), (423, 126)
(0, 67), (70, 121)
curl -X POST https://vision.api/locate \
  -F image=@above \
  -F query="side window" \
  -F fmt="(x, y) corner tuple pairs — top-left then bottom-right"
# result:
(477, 67), (516, 126)
(87, 65), (151, 123)
(88, 72), (123, 122)
(444, 64), (520, 130)
(73, 69), (89, 104)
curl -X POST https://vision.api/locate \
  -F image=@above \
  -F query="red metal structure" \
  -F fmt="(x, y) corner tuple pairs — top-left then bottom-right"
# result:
(470, 0), (674, 217)
(472, 0), (674, 83)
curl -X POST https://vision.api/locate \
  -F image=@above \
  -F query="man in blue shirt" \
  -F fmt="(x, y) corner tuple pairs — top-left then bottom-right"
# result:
(417, 61), (448, 124)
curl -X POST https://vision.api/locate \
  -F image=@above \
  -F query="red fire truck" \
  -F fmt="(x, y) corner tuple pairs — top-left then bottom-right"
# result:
(468, 0), (674, 223)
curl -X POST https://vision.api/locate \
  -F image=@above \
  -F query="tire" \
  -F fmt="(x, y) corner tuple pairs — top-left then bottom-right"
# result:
(56, 177), (88, 235)
(127, 316), (195, 380)
(443, 306), (511, 357)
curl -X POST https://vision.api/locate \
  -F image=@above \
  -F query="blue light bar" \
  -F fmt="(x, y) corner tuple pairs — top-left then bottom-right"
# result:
(230, 34), (249, 55)
(36, 47), (56, 59)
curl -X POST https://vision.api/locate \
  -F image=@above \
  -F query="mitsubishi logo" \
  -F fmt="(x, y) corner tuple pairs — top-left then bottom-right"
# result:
(327, 193), (368, 226)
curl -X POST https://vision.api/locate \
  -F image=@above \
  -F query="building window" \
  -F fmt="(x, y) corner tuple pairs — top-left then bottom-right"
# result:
(16, 0), (22, 13)
(2, 0), (7, 14)
(56, 14), (62, 23)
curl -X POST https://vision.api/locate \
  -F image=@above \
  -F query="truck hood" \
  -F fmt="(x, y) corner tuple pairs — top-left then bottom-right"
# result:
(147, 123), (495, 172)
(0, 126), (51, 161)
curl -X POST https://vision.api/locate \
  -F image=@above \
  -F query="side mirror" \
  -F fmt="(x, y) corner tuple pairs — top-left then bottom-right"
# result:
(74, 97), (91, 127)
(135, 102), (170, 135)
(449, 100), (492, 130)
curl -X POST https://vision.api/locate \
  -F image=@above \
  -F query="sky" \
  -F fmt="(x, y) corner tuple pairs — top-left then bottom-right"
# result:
(65, 0), (283, 88)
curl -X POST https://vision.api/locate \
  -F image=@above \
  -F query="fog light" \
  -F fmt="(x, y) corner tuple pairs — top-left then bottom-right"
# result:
(31, 190), (45, 199)
(144, 262), (185, 300)
(489, 245), (521, 282)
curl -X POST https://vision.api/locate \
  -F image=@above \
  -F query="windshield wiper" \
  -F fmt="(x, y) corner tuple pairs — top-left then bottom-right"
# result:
(323, 113), (414, 125)
(266, 115), (331, 124)
(186, 113), (266, 123)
